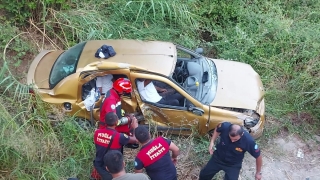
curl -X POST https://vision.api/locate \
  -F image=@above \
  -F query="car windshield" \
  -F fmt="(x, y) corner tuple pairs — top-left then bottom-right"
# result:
(49, 42), (87, 89)
(172, 45), (218, 104)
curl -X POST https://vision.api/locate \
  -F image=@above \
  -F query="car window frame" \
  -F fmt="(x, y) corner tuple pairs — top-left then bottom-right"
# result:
(133, 74), (201, 111)
(49, 42), (87, 89)
(79, 70), (132, 101)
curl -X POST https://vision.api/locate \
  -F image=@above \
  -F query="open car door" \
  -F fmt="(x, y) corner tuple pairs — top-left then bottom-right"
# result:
(130, 72), (208, 135)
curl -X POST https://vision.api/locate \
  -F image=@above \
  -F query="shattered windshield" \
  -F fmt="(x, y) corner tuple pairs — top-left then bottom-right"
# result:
(49, 42), (87, 89)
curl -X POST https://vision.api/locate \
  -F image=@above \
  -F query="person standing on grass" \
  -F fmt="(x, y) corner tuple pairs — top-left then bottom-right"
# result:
(134, 126), (180, 180)
(92, 112), (138, 180)
(104, 150), (150, 180)
(199, 122), (263, 180)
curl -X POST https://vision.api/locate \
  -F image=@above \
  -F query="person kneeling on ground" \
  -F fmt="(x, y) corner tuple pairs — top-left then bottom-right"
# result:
(134, 126), (180, 180)
(104, 150), (150, 180)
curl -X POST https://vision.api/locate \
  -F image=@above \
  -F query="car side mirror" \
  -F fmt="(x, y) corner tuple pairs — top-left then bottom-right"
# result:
(188, 106), (204, 116)
(195, 48), (204, 55)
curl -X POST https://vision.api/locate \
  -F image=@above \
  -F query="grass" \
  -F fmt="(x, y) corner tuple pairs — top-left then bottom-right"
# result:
(0, 0), (320, 179)
(0, 94), (95, 179)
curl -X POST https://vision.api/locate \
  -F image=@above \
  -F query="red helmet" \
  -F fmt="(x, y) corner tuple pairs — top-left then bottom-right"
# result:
(113, 78), (132, 94)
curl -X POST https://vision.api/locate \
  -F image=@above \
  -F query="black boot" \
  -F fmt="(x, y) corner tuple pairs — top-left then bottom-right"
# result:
(125, 143), (139, 149)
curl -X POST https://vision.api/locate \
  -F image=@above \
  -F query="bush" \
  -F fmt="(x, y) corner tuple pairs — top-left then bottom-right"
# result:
(0, 95), (94, 179)
(40, 0), (203, 48)
(0, 0), (72, 25)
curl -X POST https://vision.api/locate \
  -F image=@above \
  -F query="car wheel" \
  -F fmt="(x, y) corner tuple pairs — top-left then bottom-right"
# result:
(75, 118), (93, 130)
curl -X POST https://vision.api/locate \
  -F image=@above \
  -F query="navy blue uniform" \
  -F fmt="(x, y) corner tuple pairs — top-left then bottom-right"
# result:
(94, 128), (130, 180)
(199, 122), (261, 180)
(134, 137), (177, 180)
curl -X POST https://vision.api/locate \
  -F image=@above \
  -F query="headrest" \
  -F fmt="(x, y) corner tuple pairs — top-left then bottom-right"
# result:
(187, 62), (201, 76)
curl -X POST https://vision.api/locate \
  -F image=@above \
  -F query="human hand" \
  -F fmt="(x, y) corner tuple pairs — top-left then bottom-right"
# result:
(131, 116), (138, 129)
(208, 143), (215, 155)
(160, 88), (167, 93)
(171, 157), (177, 166)
(255, 173), (262, 180)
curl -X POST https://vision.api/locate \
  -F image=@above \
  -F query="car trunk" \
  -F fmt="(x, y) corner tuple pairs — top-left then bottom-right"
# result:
(27, 50), (64, 89)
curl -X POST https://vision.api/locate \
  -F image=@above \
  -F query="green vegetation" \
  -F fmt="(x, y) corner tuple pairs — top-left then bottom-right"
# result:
(1, 0), (320, 179)
(0, 95), (94, 179)
(0, 0), (71, 25)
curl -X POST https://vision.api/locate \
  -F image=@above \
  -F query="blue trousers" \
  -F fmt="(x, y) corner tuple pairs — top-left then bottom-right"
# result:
(199, 154), (242, 180)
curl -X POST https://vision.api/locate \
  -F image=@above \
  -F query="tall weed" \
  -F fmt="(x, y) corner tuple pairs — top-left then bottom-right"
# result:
(0, 0), (72, 25)
(202, 0), (320, 121)
(42, 0), (202, 48)
(0, 95), (94, 179)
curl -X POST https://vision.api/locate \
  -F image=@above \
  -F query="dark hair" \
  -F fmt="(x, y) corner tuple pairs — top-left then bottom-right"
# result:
(105, 112), (118, 126)
(229, 124), (244, 137)
(103, 150), (123, 174)
(134, 126), (150, 143)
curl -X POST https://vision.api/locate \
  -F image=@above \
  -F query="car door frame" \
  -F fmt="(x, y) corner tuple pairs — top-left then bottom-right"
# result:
(129, 71), (209, 135)
(75, 69), (134, 121)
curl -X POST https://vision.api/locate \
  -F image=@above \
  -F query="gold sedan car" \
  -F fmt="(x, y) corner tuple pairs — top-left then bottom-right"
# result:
(27, 40), (265, 138)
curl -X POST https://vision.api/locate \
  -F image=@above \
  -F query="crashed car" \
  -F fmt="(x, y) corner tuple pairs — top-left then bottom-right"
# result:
(27, 40), (265, 139)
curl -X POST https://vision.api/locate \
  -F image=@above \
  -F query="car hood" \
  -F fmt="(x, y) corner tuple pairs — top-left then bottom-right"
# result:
(209, 58), (265, 110)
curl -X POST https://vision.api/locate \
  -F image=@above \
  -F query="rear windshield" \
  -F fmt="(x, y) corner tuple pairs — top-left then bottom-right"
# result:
(49, 42), (87, 89)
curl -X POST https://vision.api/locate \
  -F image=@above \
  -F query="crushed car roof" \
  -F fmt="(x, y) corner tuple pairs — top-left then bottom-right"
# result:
(77, 40), (177, 76)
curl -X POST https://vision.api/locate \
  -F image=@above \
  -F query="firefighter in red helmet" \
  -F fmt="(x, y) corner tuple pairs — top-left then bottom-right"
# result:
(99, 78), (139, 149)
(99, 78), (133, 130)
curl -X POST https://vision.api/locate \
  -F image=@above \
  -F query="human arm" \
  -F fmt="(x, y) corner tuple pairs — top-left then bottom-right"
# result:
(144, 79), (167, 93)
(96, 77), (103, 92)
(247, 140), (262, 180)
(128, 136), (138, 144)
(98, 87), (103, 94)
(119, 116), (139, 145)
(154, 85), (167, 93)
(134, 157), (144, 173)
(169, 141), (180, 165)
(209, 124), (222, 154)
(125, 115), (138, 144)
(255, 155), (262, 180)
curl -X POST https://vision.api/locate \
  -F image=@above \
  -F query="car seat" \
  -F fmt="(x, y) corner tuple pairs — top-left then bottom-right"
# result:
(183, 62), (202, 99)
(82, 78), (97, 101)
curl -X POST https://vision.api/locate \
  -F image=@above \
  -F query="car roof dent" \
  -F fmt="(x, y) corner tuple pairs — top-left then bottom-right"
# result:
(79, 61), (147, 73)
(118, 63), (130, 68)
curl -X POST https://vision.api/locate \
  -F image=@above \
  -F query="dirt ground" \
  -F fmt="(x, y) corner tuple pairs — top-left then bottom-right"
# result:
(171, 134), (320, 180)
(175, 134), (320, 180)
(238, 135), (320, 180)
